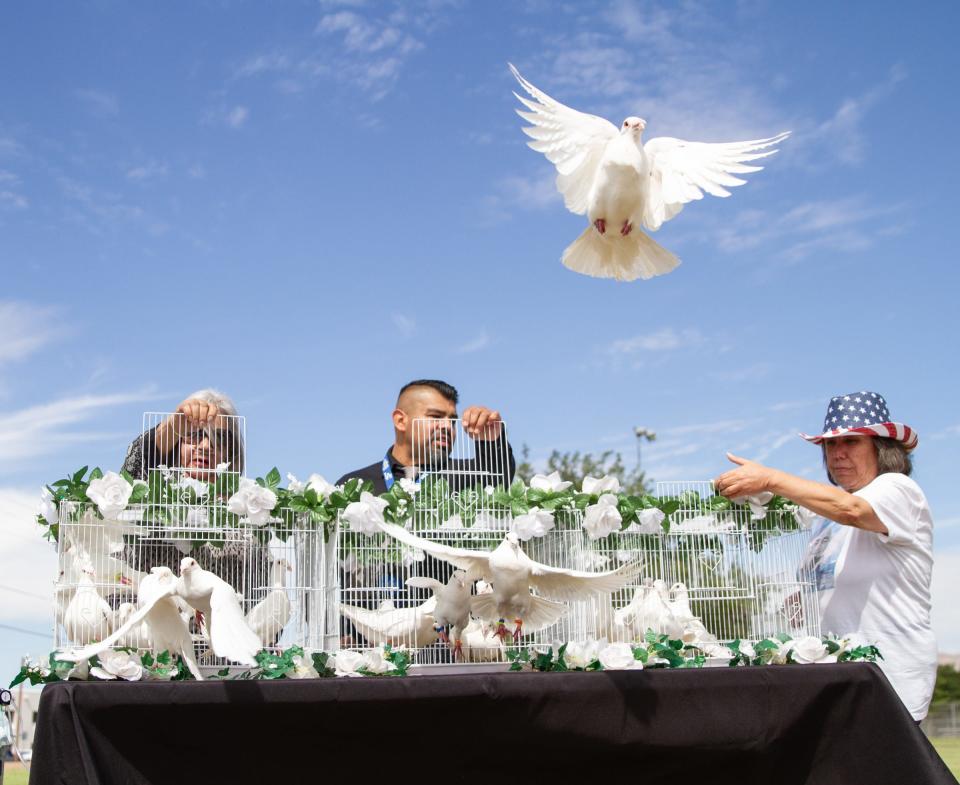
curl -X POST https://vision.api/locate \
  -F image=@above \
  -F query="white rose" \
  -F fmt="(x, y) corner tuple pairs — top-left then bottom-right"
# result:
(306, 474), (337, 499)
(226, 478), (278, 527)
(86, 471), (134, 518)
(38, 487), (58, 526)
(736, 641), (756, 658)
(185, 507), (209, 527)
(177, 477), (209, 498)
(361, 648), (397, 675)
(512, 507), (555, 541)
(342, 492), (389, 535)
(530, 471), (572, 493)
(789, 636), (837, 664)
(634, 507), (665, 534)
(473, 512), (506, 531)
(703, 642), (735, 659)
(564, 639), (603, 669)
(333, 650), (366, 677)
(286, 473), (306, 494)
(289, 654), (319, 679)
(582, 494), (622, 541)
(397, 477), (419, 496)
(215, 462), (231, 475)
(598, 642), (643, 670)
(792, 505), (819, 529)
(582, 475), (620, 495)
(581, 550), (610, 569)
(401, 546), (425, 568)
(770, 639), (794, 664)
(90, 649), (143, 681)
(440, 514), (464, 530)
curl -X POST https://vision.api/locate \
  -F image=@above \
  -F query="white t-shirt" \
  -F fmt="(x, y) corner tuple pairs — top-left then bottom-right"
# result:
(802, 472), (937, 720)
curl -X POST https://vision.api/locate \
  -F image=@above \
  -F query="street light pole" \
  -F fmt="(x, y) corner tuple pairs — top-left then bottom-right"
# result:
(634, 427), (656, 474)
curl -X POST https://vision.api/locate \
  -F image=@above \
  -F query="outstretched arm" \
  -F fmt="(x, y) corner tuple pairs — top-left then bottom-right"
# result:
(714, 453), (886, 534)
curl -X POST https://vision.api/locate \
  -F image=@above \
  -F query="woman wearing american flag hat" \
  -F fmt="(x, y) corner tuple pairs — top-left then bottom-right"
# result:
(715, 391), (936, 723)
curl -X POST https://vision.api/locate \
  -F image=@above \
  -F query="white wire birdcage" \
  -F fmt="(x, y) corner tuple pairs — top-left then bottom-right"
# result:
(52, 411), (336, 674)
(328, 427), (820, 670)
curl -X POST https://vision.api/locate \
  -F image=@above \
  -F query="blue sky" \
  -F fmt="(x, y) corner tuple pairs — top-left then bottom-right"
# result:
(2, 0), (959, 681)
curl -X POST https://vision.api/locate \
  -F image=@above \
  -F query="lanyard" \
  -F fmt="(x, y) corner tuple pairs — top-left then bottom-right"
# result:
(382, 450), (429, 491)
(381, 451), (396, 490)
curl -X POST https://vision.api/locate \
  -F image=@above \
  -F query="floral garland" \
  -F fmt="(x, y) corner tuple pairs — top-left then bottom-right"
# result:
(36, 466), (813, 550)
(10, 633), (880, 688)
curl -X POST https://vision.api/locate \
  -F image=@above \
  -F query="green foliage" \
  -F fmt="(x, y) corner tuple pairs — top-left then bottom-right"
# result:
(933, 665), (960, 704)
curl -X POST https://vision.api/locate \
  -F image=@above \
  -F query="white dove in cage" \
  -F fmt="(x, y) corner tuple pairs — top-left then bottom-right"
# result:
(668, 582), (715, 645)
(110, 602), (152, 650)
(66, 566), (205, 680)
(246, 558), (292, 648)
(176, 557), (262, 666)
(339, 597), (440, 648)
(63, 561), (114, 644)
(406, 569), (473, 659)
(613, 580), (681, 640)
(510, 63), (789, 281)
(377, 524), (642, 641)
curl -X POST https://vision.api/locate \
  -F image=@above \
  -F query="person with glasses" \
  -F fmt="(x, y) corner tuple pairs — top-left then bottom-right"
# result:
(121, 389), (245, 480)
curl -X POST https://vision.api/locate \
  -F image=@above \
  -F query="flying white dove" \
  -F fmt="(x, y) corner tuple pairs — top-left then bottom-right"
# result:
(406, 570), (473, 659)
(377, 523), (642, 641)
(510, 63), (789, 281)
(176, 557), (262, 666)
(63, 561), (114, 645)
(339, 596), (439, 648)
(65, 566), (204, 680)
(246, 558), (292, 648)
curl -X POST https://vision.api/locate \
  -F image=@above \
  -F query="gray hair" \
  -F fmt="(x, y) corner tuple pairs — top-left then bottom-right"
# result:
(822, 436), (913, 485)
(185, 388), (239, 417)
(184, 388), (244, 473)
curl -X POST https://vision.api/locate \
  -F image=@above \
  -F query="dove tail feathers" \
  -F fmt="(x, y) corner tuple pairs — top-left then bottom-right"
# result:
(562, 226), (680, 282)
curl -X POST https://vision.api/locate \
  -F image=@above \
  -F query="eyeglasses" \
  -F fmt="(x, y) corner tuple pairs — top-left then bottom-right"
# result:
(180, 427), (233, 448)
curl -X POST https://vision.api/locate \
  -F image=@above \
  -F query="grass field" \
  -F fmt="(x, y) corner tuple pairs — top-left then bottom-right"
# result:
(932, 737), (960, 778)
(3, 740), (958, 783)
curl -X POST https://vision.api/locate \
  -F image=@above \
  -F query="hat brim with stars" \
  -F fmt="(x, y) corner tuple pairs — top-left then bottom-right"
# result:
(799, 390), (918, 451)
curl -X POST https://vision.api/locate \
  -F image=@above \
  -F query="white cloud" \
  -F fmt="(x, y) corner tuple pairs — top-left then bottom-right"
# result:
(932, 545), (960, 651)
(0, 301), (61, 365)
(0, 389), (159, 464)
(391, 312), (416, 338)
(930, 425), (960, 441)
(126, 160), (168, 181)
(226, 105), (249, 128)
(455, 330), (490, 354)
(0, 488), (57, 622)
(0, 190), (28, 209)
(74, 88), (119, 117)
(187, 163), (206, 180)
(607, 327), (702, 354)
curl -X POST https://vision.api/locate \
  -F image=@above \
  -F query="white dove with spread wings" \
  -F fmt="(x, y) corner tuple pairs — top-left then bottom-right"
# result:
(510, 64), (788, 282)
(376, 523), (641, 641)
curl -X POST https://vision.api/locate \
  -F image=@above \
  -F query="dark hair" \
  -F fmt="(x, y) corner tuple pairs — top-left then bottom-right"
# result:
(822, 436), (913, 485)
(397, 379), (459, 405)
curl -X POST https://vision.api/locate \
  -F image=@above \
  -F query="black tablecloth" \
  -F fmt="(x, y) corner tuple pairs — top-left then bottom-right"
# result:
(29, 663), (956, 785)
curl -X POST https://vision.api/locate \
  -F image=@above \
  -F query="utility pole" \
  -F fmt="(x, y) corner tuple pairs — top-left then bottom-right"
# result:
(634, 426), (656, 474)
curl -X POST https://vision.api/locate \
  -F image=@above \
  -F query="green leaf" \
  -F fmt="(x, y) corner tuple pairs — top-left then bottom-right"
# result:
(88, 467), (104, 481)
(72, 466), (89, 484)
(265, 467), (282, 489)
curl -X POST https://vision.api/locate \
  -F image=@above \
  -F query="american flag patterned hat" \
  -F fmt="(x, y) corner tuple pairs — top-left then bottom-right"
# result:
(800, 391), (918, 451)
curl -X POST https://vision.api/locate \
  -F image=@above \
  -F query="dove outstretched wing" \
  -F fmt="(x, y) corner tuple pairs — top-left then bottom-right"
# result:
(642, 132), (789, 230)
(510, 63), (618, 215)
(526, 559), (643, 603)
(376, 522), (491, 576)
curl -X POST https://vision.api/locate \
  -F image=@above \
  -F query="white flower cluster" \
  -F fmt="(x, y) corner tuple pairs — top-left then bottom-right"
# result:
(332, 647), (397, 677)
(86, 471), (134, 518)
(341, 492), (388, 535)
(226, 478), (278, 526)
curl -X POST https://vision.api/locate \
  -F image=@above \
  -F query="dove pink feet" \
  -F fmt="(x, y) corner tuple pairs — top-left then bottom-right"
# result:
(621, 220), (633, 236)
(452, 639), (463, 661)
(512, 618), (524, 642)
(593, 218), (606, 234)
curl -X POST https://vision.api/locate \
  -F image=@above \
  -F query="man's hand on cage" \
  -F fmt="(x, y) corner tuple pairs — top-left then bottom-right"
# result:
(461, 406), (503, 441)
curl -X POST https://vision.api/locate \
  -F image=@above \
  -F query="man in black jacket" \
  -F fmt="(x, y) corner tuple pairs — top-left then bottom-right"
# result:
(336, 379), (515, 493)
